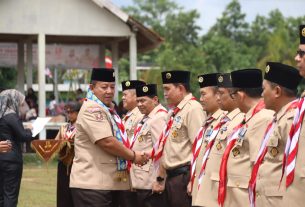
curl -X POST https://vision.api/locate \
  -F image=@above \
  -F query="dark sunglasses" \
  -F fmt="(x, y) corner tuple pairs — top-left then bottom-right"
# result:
(296, 49), (305, 58)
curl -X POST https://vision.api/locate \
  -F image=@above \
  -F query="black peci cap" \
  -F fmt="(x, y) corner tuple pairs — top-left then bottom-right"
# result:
(121, 80), (146, 91)
(217, 73), (233, 88)
(198, 73), (219, 88)
(161, 70), (190, 84)
(264, 62), (302, 90)
(90, 68), (115, 82)
(231, 69), (262, 88)
(136, 84), (158, 97)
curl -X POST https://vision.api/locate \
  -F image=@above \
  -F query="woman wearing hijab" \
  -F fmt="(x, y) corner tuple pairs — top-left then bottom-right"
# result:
(55, 102), (81, 207)
(0, 89), (33, 207)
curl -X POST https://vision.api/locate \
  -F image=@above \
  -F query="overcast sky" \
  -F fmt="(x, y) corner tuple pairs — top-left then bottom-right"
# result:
(111, 0), (305, 34)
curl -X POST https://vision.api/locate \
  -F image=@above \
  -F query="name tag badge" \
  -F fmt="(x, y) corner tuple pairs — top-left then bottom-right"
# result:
(142, 123), (147, 131)
(205, 129), (213, 137)
(236, 127), (247, 145)
(220, 126), (227, 134)
(128, 120), (133, 128)
(175, 116), (181, 123)
(238, 127), (247, 139)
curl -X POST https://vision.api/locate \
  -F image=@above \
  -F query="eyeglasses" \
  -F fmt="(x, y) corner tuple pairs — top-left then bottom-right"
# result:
(296, 49), (305, 58)
(229, 89), (241, 99)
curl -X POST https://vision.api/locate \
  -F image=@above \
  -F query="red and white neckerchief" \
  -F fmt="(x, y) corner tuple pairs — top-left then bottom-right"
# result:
(130, 108), (168, 149)
(64, 123), (77, 141)
(190, 116), (215, 191)
(109, 109), (130, 148)
(281, 98), (305, 187)
(151, 107), (180, 163)
(123, 111), (132, 123)
(151, 97), (196, 168)
(197, 115), (230, 190)
(130, 116), (149, 149)
(218, 100), (265, 207)
(248, 119), (275, 207)
(249, 100), (298, 207)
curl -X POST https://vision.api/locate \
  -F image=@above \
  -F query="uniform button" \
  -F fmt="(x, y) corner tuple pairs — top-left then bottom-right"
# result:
(256, 192), (260, 197)
(235, 181), (240, 187)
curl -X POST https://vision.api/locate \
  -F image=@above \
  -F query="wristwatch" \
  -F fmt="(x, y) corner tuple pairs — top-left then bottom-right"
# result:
(156, 176), (165, 182)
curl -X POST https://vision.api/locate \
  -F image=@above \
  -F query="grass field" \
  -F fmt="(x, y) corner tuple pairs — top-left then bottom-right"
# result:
(18, 154), (57, 207)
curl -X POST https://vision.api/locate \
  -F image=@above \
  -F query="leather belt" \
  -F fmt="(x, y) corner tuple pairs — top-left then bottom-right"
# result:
(166, 165), (190, 178)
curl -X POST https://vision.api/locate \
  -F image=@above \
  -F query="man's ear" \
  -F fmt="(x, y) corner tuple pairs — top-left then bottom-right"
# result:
(178, 84), (186, 93)
(274, 85), (282, 98)
(153, 96), (159, 105)
(89, 84), (94, 91)
(237, 91), (245, 101)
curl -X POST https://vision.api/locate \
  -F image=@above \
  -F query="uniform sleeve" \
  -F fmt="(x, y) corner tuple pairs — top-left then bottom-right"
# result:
(7, 114), (33, 142)
(185, 105), (206, 144)
(55, 125), (65, 140)
(81, 108), (113, 144)
(278, 110), (295, 142)
(249, 114), (273, 162)
(150, 114), (167, 145)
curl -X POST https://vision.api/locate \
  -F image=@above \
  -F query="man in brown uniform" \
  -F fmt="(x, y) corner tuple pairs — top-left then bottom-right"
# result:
(120, 80), (146, 207)
(152, 70), (206, 207)
(282, 25), (305, 207)
(70, 68), (149, 207)
(190, 73), (225, 205)
(217, 69), (274, 207)
(193, 73), (244, 207)
(249, 62), (302, 207)
(121, 80), (146, 140)
(128, 84), (168, 207)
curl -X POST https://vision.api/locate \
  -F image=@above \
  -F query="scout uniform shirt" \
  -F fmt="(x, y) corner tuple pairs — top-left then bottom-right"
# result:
(255, 101), (296, 207)
(192, 109), (225, 206)
(70, 99), (130, 190)
(283, 94), (305, 207)
(130, 104), (167, 189)
(224, 103), (274, 207)
(123, 107), (144, 141)
(193, 108), (245, 207)
(162, 93), (206, 170)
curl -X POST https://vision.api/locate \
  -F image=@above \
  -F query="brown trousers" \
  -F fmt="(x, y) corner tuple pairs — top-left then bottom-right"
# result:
(71, 188), (123, 207)
(120, 189), (167, 207)
(165, 170), (192, 207)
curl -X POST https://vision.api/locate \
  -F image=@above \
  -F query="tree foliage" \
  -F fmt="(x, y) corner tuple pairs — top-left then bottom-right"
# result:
(118, 0), (305, 96)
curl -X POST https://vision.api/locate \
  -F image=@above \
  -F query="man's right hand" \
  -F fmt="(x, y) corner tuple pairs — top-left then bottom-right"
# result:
(133, 151), (150, 166)
(0, 140), (12, 153)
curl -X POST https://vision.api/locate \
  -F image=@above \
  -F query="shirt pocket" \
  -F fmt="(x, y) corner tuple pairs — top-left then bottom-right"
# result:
(300, 167), (305, 178)
(100, 155), (117, 164)
(226, 175), (249, 189)
(133, 159), (152, 172)
(170, 119), (186, 143)
(265, 185), (285, 197)
(265, 131), (281, 162)
(137, 127), (151, 146)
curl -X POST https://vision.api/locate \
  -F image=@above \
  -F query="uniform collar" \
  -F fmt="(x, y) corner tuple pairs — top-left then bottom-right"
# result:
(148, 104), (164, 118)
(176, 93), (193, 111)
(275, 99), (297, 122)
(211, 109), (225, 121)
(226, 108), (241, 121)
(128, 106), (140, 116)
(245, 99), (264, 121)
